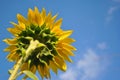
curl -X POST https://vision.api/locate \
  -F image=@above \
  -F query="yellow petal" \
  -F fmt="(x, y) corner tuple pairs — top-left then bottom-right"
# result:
(41, 8), (46, 22)
(49, 61), (58, 74)
(20, 63), (29, 71)
(59, 38), (75, 44)
(38, 65), (44, 79)
(45, 12), (52, 27)
(7, 51), (19, 62)
(59, 30), (73, 40)
(17, 14), (28, 25)
(30, 65), (37, 74)
(53, 18), (62, 28)
(56, 42), (75, 56)
(28, 8), (36, 24)
(57, 48), (72, 62)
(51, 18), (62, 31)
(34, 7), (39, 14)
(34, 7), (43, 26)
(54, 56), (67, 71)
(49, 14), (58, 29)
(51, 14), (58, 22)
(18, 21), (26, 30)
(62, 43), (76, 50)
(45, 12), (52, 22)
(10, 22), (24, 30)
(62, 47), (75, 56)
(4, 45), (17, 52)
(3, 38), (17, 45)
(51, 26), (61, 33)
(7, 28), (20, 36)
(43, 65), (50, 79)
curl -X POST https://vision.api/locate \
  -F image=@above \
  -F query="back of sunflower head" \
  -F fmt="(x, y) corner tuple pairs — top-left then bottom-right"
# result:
(4, 7), (76, 80)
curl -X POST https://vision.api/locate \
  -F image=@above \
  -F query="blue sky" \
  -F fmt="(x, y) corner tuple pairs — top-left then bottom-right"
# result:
(0, 0), (120, 80)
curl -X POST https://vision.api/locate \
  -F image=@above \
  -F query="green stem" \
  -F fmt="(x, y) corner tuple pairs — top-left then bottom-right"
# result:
(8, 40), (40, 80)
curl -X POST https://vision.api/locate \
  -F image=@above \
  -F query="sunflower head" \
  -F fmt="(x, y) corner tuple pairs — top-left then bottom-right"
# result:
(4, 7), (76, 79)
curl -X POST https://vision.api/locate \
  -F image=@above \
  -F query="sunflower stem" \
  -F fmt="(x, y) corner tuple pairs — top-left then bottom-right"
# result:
(8, 57), (23, 80)
(8, 40), (40, 80)
(23, 40), (40, 62)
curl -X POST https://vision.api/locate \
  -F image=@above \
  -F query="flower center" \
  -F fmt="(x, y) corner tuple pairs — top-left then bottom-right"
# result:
(17, 24), (58, 66)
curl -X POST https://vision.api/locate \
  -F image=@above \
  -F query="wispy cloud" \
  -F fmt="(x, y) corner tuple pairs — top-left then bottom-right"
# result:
(59, 48), (108, 80)
(105, 6), (118, 24)
(59, 68), (77, 80)
(113, 0), (120, 2)
(108, 7), (117, 15)
(77, 49), (107, 80)
(97, 42), (107, 50)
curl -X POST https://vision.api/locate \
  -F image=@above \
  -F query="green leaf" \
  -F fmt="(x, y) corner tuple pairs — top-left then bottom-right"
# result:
(22, 70), (39, 80)
(21, 48), (26, 57)
(44, 28), (50, 34)
(35, 26), (41, 34)
(37, 42), (45, 47)
(8, 69), (13, 74)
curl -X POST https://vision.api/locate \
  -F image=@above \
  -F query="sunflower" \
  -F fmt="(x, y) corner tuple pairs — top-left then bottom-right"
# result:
(4, 7), (76, 79)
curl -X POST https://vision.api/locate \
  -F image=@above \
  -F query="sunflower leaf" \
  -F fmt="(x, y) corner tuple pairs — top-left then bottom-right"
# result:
(21, 70), (39, 80)
(37, 42), (45, 47)
(8, 69), (13, 75)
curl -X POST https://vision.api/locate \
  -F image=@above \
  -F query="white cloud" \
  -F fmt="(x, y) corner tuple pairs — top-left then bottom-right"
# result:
(97, 42), (107, 50)
(59, 48), (108, 80)
(77, 49), (106, 80)
(108, 7), (117, 15)
(59, 68), (77, 80)
(105, 6), (118, 23)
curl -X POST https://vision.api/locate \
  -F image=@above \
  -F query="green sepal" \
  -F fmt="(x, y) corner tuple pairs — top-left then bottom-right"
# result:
(37, 42), (45, 48)
(21, 48), (26, 57)
(41, 23), (46, 29)
(19, 30), (27, 37)
(30, 24), (36, 30)
(39, 58), (47, 66)
(28, 59), (32, 69)
(51, 49), (58, 56)
(18, 37), (30, 44)
(35, 26), (41, 34)
(8, 69), (13, 75)
(44, 28), (50, 34)
(26, 28), (34, 37)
